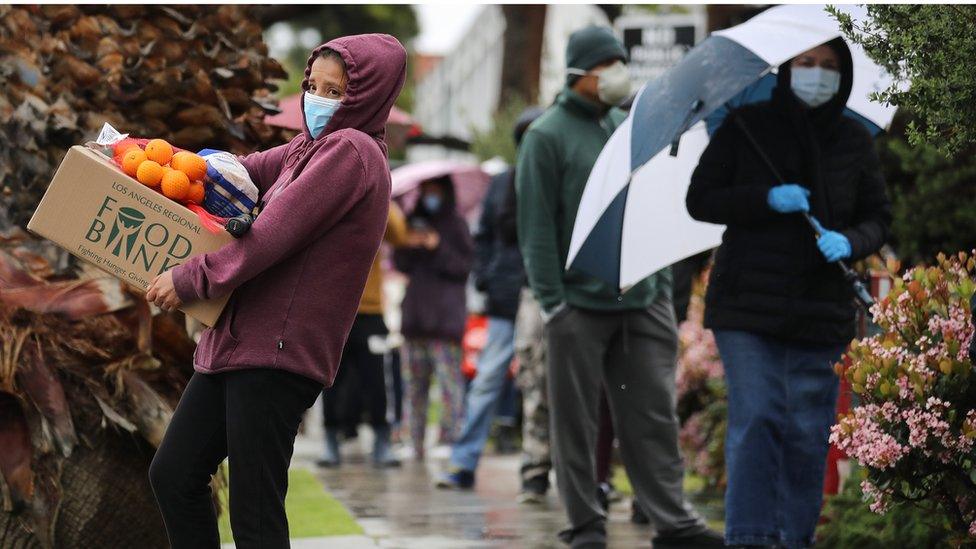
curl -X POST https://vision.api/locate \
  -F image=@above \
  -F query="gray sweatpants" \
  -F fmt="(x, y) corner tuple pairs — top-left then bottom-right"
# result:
(546, 296), (704, 545)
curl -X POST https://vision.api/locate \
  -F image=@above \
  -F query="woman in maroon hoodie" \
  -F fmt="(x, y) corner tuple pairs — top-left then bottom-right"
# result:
(144, 34), (406, 548)
(394, 176), (474, 460)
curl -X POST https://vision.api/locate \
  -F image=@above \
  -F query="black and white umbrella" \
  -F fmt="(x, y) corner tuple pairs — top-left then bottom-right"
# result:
(567, 5), (898, 291)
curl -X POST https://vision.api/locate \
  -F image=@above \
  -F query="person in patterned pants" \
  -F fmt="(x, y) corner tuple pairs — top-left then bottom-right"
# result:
(393, 176), (474, 461)
(401, 340), (466, 459)
(515, 288), (551, 503)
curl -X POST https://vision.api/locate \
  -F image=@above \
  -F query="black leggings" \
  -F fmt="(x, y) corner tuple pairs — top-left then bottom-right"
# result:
(149, 369), (321, 549)
(322, 314), (390, 430)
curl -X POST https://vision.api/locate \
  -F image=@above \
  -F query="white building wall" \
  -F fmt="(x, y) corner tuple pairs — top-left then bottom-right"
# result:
(410, 5), (505, 162)
(409, 5), (610, 162)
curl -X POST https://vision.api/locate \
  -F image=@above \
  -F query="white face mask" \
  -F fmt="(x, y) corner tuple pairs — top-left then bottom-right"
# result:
(568, 60), (632, 106)
(790, 66), (841, 108)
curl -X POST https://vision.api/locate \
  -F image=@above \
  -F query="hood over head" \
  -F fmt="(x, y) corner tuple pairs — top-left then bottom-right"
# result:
(773, 37), (854, 134)
(301, 34), (407, 143)
(770, 37), (855, 226)
(412, 175), (457, 219)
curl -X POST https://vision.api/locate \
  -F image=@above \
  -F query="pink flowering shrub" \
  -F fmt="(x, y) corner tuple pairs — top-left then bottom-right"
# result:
(829, 251), (976, 543)
(676, 273), (728, 490)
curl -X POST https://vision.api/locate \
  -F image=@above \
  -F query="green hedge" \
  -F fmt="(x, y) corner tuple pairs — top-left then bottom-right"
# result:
(817, 473), (955, 548)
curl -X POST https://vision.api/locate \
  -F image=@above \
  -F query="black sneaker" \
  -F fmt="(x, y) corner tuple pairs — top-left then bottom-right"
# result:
(435, 468), (475, 490)
(652, 528), (725, 549)
(596, 484), (610, 512)
(517, 474), (549, 504)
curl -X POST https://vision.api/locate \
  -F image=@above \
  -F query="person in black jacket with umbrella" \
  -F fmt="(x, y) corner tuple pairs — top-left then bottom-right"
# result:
(686, 38), (891, 548)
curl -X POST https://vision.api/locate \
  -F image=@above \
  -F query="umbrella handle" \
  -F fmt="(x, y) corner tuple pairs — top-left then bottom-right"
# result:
(730, 115), (876, 313)
(731, 115), (787, 182)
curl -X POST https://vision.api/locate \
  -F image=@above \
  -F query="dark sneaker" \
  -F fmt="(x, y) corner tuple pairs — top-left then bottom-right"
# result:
(597, 485), (609, 512)
(516, 489), (546, 504)
(559, 522), (607, 548)
(630, 500), (650, 525)
(315, 455), (339, 468)
(372, 425), (401, 469)
(652, 528), (725, 549)
(315, 429), (341, 468)
(435, 468), (475, 490)
(517, 474), (549, 504)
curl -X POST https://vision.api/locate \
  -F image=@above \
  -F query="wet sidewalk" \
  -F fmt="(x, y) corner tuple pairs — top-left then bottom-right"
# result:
(291, 431), (654, 548)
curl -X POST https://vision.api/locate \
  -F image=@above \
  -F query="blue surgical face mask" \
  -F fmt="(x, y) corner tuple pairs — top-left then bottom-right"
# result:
(422, 194), (442, 213)
(790, 67), (841, 108)
(304, 92), (341, 138)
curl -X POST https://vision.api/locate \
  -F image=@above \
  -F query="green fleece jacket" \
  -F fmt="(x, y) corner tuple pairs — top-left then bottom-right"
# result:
(515, 88), (670, 315)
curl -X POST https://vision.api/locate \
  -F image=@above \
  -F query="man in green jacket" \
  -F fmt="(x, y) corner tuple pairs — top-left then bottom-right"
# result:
(516, 26), (722, 549)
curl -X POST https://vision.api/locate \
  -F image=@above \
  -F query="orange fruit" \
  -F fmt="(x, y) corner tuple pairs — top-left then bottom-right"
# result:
(161, 169), (190, 201)
(186, 181), (206, 204)
(114, 138), (141, 158)
(170, 151), (208, 181)
(136, 160), (164, 188)
(144, 139), (174, 165)
(121, 148), (148, 177)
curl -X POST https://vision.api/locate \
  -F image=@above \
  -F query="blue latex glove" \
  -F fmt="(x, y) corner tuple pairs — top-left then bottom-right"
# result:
(817, 230), (852, 262)
(767, 184), (810, 213)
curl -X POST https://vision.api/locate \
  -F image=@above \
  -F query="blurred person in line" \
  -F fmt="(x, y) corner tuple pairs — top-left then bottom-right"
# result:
(318, 202), (410, 468)
(489, 374), (520, 454)
(387, 337), (405, 442)
(512, 285), (552, 503)
(394, 175), (474, 460)
(479, 125), (555, 505)
(686, 39), (890, 548)
(516, 26), (722, 549)
(145, 34), (406, 548)
(512, 99), (631, 514)
(436, 107), (542, 490)
(594, 247), (711, 524)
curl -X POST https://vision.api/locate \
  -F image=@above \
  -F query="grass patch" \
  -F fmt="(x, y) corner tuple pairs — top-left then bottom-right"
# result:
(218, 467), (362, 543)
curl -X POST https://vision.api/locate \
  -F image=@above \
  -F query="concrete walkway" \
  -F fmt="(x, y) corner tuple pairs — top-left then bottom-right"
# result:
(223, 397), (678, 548)
(223, 535), (380, 549)
(291, 431), (654, 548)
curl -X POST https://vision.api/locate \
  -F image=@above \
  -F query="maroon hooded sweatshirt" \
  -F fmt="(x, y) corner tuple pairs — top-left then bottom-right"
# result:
(171, 34), (407, 386)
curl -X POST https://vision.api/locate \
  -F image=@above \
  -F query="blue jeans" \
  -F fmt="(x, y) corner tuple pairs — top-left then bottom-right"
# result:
(713, 330), (845, 549)
(450, 317), (515, 471)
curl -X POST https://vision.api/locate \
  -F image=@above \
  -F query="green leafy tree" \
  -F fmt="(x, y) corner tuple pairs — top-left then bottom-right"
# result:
(829, 5), (976, 155)
(469, 98), (529, 164)
(255, 5), (419, 108)
(878, 112), (976, 264)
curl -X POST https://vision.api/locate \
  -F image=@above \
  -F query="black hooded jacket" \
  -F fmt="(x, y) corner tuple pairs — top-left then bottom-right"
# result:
(686, 38), (891, 345)
(394, 176), (475, 341)
(473, 107), (545, 319)
(473, 169), (525, 319)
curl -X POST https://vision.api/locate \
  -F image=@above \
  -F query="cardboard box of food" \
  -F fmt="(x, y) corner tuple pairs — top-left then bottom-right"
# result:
(28, 146), (233, 326)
